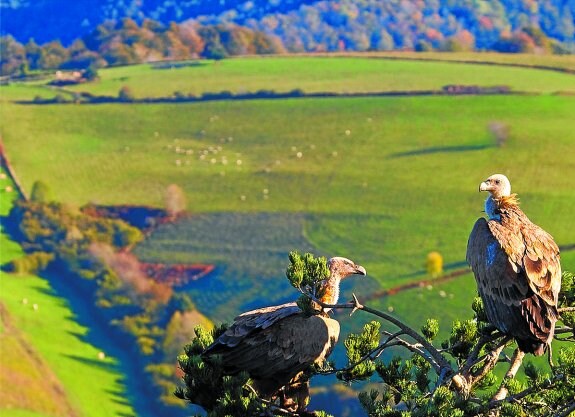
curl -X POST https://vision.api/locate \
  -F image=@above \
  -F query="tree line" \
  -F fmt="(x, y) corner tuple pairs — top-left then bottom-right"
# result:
(0, 18), (285, 77)
(231, 0), (574, 54)
(2, 0), (575, 77)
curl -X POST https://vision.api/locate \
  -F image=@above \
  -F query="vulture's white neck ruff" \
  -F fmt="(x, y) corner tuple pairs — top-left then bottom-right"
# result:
(320, 276), (341, 311)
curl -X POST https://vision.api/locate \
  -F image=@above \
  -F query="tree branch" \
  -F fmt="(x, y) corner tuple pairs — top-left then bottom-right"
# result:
(487, 372), (564, 411)
(554, 326), (574, 334)
(451, 335), (510, 396)
(556, 399), (575, 417)
(491, 348), (525, 401)
(312, 294), (453, 377)
(380, 330), (442, 374)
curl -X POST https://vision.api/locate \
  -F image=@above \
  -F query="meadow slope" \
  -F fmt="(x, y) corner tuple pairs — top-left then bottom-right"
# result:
(0, 167), (138, 417)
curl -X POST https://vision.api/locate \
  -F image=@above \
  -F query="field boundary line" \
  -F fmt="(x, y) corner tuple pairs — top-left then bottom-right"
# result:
(0, 137), (28, 200)
(260, 53), (575, 75)
(365, 242), (575, 302)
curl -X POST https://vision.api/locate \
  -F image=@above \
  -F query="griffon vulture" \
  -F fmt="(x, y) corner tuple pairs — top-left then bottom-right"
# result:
(467, 174), (561, 355)
(202, 257), (366, 412)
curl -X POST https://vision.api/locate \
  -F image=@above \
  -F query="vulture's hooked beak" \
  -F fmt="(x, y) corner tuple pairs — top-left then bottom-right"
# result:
(479, 181), (492, 192)
(355, 265), (367, 276)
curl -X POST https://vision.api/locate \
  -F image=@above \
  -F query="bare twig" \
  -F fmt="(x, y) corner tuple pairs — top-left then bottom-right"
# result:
(380, 330), (442, 373)
(558, 306), (575, 313)
(470, 338), (510, 381)
(460, 329), (506, 376)
(451, 335), (510, 395)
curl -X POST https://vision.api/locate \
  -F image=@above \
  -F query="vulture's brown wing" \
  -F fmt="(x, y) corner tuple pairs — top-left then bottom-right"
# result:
(467, 218), (531, 337)
(487, 206), (561, 306)
(212, 314), (339, 381)
(206, 302), (302, 349)
(467, 217), (559, 353)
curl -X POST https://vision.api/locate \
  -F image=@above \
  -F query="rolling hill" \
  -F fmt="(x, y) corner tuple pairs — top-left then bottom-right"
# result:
(2, 0), (574, 52)
(1, 53), (574, 416)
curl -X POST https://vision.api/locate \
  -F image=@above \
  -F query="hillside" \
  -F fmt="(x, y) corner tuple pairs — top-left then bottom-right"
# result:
(2, 0), (574, 51)
(2, 56), (574, 289)
(1, 54), (574, 416)
(0, 167), (141, 417)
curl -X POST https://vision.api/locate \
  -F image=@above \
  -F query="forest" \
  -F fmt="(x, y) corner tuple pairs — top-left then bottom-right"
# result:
(2, 0), (575, 76)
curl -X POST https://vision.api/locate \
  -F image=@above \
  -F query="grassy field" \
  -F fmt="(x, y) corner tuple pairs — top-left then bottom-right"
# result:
(43, 56), (575, 98)
(0, 167), (137, 417)
(2, 90), (574, 285)
(330, 51), (575, 72)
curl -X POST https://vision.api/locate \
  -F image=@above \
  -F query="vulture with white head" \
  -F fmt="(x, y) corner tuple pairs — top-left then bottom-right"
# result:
(202, 256), (366, 412)
(467, 174), (561, 355)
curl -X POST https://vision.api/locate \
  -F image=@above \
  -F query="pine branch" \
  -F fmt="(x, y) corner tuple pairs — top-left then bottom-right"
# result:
(486, 372), (565, 412)
(452, 333), (511, 395)
(315, 330), (405, 376)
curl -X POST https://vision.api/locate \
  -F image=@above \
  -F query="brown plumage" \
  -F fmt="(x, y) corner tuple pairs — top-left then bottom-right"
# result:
(467, 174), (561, 355)
(202, 257), (366, 411)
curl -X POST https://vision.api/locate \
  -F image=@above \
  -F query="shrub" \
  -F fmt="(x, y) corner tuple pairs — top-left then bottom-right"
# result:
(426, 251), (443, 278)
(5, 251), (54, 274)
(30, 180), (52, 202)
(118, 85), (135, 102)
(488, 121), (510, 147)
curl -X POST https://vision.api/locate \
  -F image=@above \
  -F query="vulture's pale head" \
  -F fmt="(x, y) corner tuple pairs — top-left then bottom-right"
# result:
(327, 257), (367, 280)
(479, 174), (511, 198)
(320, 257), (366, 307)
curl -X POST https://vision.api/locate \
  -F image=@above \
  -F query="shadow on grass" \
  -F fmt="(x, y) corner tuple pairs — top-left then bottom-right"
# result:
(394, 260), (469, 280)
(36, 277), (183, 417)
(150, 61), (208, 70)
(388, 143), (494, 158)
(63, 352), (120, 373)
(105, 388), (135, 407)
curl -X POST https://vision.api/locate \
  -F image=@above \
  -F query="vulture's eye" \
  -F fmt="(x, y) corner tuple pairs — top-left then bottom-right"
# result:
(495, 180), (500, 184)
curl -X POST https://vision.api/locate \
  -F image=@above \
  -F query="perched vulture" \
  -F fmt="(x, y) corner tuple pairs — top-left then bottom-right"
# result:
(202, 257), (366, 412)
(467, 174), (561, 355)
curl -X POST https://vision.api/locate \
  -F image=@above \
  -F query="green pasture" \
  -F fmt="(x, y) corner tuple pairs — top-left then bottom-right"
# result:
(53, 56), (575, 98)
(1, 55), (574, 413)
(0, 168), (136, 417)
(0, 83), (69, 102)
(2, 93), (574, 286)
(354, 51), (575, 72)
